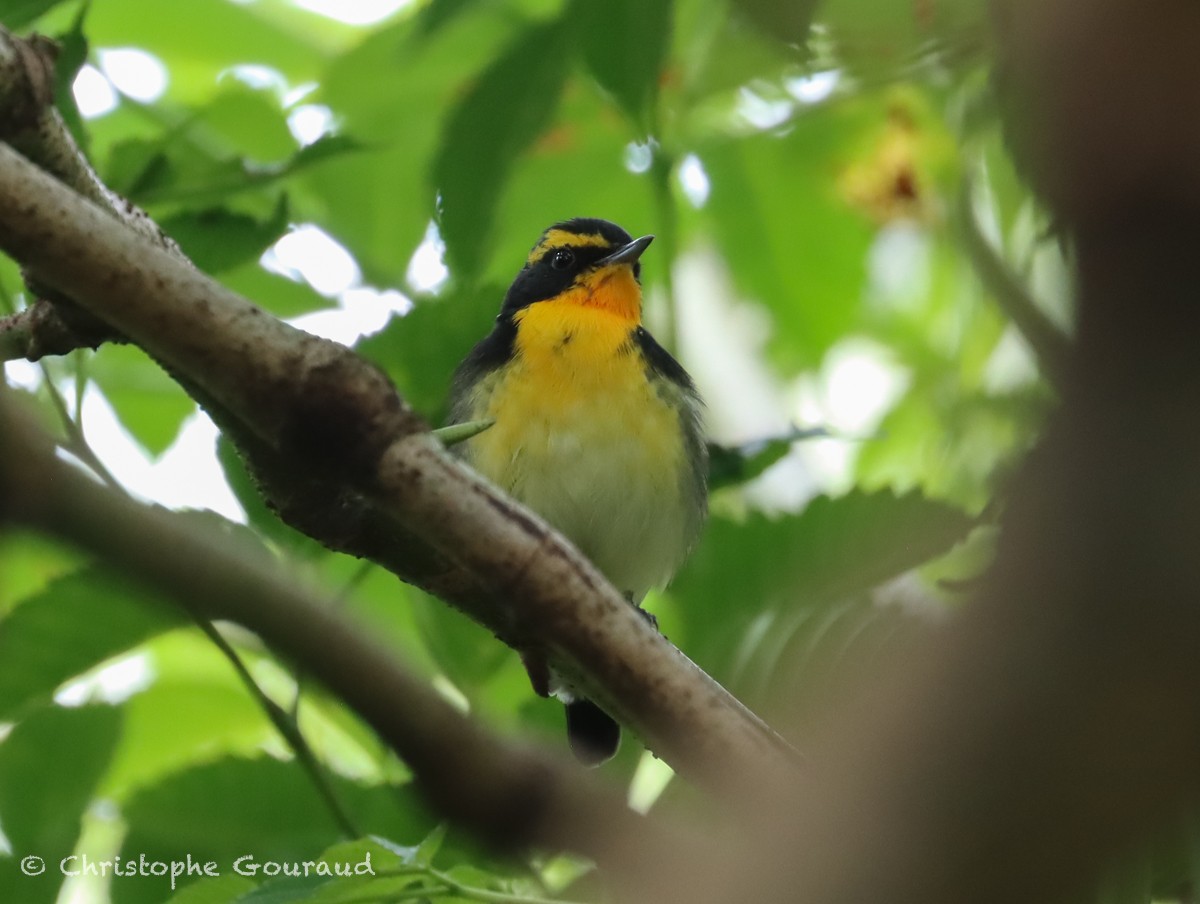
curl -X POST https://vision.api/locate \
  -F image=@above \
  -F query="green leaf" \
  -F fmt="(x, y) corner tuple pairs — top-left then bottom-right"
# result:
(99, 671), (275, 801)
(0, 530), (82, 616)
(0, 0), (72, 28)
(88, 344), (194, 456)
(707, 426), (828, 491)
(483, 81), (657, 288)
(199, 83), (297, 164)
(221, 261), (335, 320)
(701, 104), (877, 367)
(731, 0), (818, 46)
(414, 824), (447, 866)
(51, 0), (90, 152)
(84, 0), (327, 104)
(433, 15), (573, 281)
(115, 758), (437, 904)
(161, 195), (290, 275)
(574, 0), (672, 133)
(355, 284), (500, 422)
(289, 135), (366, 172)
(107, 132), (360, 210)
(409, 589), (511, 693)
(227, 875), (327, 904)
(0, 567), (184, 720)
(820, 0), (988, 81)
(215, 435), (324, 557)
(232, 838), (414, 904)
(672, 489), (975, 684)
(414, 0), (478, 37)
(0, 705), (121, 904)
(302, 6), (530, 286)
(164, 875), (257, 904)
(432, 418), (493, 447)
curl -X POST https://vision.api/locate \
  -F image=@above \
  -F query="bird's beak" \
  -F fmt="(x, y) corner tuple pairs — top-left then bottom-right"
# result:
(596, 235), (654, 268)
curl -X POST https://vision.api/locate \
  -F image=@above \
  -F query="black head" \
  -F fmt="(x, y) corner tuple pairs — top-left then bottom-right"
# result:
(499, 218), (652, 317)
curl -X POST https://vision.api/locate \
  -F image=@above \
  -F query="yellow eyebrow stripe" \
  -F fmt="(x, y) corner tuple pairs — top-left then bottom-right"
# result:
(526, 229), (612, 266)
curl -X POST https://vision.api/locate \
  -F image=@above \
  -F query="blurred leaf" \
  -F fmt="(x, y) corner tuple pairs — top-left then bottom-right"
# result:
(161, 195), (290, 275)
(707, 425), (828, 491)
(414, 0), (477, 37)
(215, 435), (325, 557)
(0, 530), (81, 615)
(575, 0), (672, 134)
(233, 838), (416, 904)
(0, 0), (72, 28)
(289, 134), (365, 171)
(356, 284), (500, 422)
(485, 84), (657, 289)
(701, 103), (876, 367)
(89, 343), (194, 455)
(163, 875), (257, 904)
(820, 0), (987, 80)
(0, 567), (184, 720)
(673, 489), (975, 680)
(107, 132), (360, 209)
(221, 261), (335, 319)
(415, 824), (447, 866)
(100, 672), (275, 800)
(84, 0), (327, 104)
(51, 0), (90, 152)
(104, 137), (170, 199)
(0, 705), (121, 904)
(731, 0), (818, 46)
(199, 83), (297, 163)
(115, 758), (437, 904)
(433, 15), (572, 281)
(302, 5), (532, 285)
(409, 589), (511, 693)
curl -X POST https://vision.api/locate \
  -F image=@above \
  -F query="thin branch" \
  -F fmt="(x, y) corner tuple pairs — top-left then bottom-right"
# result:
(196, 619), (362, 841)
(37, 362), (121, 490)
(954, 173), (1072, 389)
(650, 148), (681, 354)
(27, 356), (365, 835)
(0, 28), (180, 362)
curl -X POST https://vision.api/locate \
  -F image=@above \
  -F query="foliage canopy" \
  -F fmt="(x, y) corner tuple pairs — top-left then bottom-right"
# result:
(0, 0), (1073, 902)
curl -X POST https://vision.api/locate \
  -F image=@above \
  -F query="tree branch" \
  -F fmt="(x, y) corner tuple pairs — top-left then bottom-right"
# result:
(0, 136), (791, 790)
(954, 174), (1072, 389)
(0, 388), (684, 877)
(0, 27), (181, 359)
(653, 2), (1200, 902)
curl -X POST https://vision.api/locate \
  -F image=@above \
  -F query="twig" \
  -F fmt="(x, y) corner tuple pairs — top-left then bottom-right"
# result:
(196, 619), (361, 840)
(37, 361), (121, 490)
(650, 148), (681, 354)
(23, 353), (364, 836)
(954, 173), (1072, 389)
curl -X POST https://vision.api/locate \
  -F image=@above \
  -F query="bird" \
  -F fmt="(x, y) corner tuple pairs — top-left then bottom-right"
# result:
(446, 217), (708, 764)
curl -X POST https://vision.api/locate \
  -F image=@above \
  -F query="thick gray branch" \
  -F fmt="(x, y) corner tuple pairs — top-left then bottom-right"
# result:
(0, 140), (792, 790)
(0, 390), (687, 879)
(0, 28), (180, 359)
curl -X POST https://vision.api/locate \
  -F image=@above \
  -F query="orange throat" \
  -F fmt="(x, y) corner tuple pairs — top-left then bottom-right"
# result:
(559, 264), (643, 322)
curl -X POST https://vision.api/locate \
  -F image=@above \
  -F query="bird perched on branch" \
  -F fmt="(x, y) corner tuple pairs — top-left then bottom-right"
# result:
(447, 217), (708, 764)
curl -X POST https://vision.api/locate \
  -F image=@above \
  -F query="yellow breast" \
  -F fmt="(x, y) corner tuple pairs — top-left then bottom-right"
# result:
(460, 302), (695, 600)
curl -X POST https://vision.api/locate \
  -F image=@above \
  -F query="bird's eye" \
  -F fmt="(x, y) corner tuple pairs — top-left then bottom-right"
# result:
(550, 248), (575, 270)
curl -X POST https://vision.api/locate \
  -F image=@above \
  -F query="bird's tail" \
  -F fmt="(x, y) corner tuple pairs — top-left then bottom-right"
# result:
(565, 698), (620, 765)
